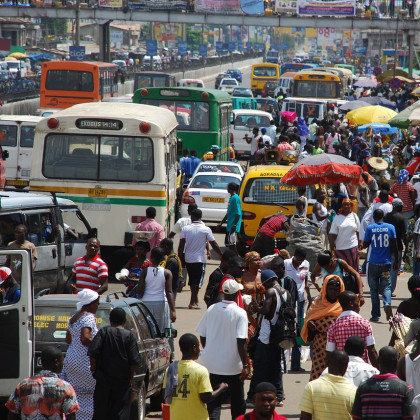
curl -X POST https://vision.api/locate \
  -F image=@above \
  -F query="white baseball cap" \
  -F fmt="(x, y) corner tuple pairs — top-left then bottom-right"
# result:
(222, 279), (244, 295)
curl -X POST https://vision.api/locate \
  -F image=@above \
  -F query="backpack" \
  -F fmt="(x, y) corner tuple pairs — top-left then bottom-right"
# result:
(269, 287), (296, 350)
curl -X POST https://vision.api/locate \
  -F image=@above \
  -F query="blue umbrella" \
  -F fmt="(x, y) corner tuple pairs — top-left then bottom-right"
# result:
(359, 96), (397, 110)
(357, 123), (398, 135)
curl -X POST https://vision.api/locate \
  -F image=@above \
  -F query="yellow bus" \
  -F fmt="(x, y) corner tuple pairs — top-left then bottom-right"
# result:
(292, 70), (344, 99)
(251, 63), (280, 96)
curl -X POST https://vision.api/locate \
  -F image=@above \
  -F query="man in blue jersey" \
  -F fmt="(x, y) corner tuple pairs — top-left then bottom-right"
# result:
(362, 209), (398, 323)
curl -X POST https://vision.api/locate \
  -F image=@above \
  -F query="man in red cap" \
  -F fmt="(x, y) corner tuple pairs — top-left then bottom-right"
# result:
(0, 266), (20, 303)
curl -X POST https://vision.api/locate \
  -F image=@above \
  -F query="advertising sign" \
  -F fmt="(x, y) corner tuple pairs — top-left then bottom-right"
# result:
(195, 0), (242, 14)
(129, 0), (187, 9)
(98, 0), (122, 7)
(241, 0), (264, 14)
(238, 43), (245, 52)
(317, 28), (336, 49)
(297, 0), (355, 15)
(246, 42), (253, 50)
(178, 41), (187, 56)
(199, 44), (208, 56)
(69, 46), (86, 61)
(274, 0), (296, 15)
(146, 40), (158, 56)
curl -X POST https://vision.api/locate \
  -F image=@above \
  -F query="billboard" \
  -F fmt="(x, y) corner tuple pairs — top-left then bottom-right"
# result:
(274, 0), (296, 15)
(297, 0), (356, 15)
(241, 0), (264, 14)
(69, 46), (86, 61)
(98, 0), (122, 7)
(129, 0), (187, 9)
(195, 0), (243, 14)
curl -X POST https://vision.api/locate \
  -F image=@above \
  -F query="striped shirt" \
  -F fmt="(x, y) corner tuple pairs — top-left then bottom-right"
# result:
(352, 373), (415, 419)
(299, 373), (356, 420)
(389, 181), (415, 213)
(72, 254), (108, 292)
(259, 214), (286, 238)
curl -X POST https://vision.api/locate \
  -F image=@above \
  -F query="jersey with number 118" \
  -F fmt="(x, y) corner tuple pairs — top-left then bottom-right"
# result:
(364, 222), (396, 265)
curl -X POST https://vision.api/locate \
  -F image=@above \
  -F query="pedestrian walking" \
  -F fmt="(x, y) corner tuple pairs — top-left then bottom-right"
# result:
(160, 238), (183, 300)
(217, 182), (242, 254)
(134, 206), (164, 258)
(178, 208), (222, 309)
(362, 209), (398, 322)
(89, 307), (141, 420)
(69, 238), (108, 294)
(326, 291), (378, 368)
(352, 346), (415, 420)
(164, 333), (228, 420)
(6, 346), (79, 419)
(196, 279), (248, 420)
(299, 350), (357, 420)
(389, 169), (417, 220)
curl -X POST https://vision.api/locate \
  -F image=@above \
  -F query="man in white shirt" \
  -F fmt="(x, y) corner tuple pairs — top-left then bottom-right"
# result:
(196, 279), (248, 420)
(284, 248), (310, 372)
(260, 127), (273, 146)
(178, 209), (222, 309)
(322, 335), (379, 386)
(244, 126), (260, 156)
(169, 203), (197, 239)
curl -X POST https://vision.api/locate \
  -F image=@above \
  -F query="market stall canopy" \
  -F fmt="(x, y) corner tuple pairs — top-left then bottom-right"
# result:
(347, 105), (397, 125)
(407, 106), (420, 123)
(359, 96), (397, 110)
(357, 123), (398, 135)
(389, 100), (420, 129)
(354, 77), (378, 88)
(411, 87), (420, 97)
(377, 69), (411, 82)
(339, 100), (370, 112)
(28, 53), (53, 61)
(281, 153), (362, 186)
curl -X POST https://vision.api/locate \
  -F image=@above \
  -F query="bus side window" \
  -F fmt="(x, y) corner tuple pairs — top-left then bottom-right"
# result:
(26, 212), (54, 246)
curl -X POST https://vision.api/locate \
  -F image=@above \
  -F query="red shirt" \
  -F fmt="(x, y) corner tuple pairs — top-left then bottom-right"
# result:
(389, 181), (415, 212)
(259, 215), (286, 238)
(373, 195), (394, 203)
(236, 410), (288, 420)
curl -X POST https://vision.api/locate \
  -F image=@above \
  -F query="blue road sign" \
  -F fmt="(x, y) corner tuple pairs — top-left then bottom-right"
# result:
(199, 44), (207, 56)
(228, 42), (236, 52)
(216, 41), (224, 53)
(246, 42), (253, 50)
(146, 40), (157, 56)
(178, 41), (187, 56)
(69, 46), (85, 61)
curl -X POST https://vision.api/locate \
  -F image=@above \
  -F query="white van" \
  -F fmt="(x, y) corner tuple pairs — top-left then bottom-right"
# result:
(2, 60), (27, 78)
(177, 78), (205, 88)
(0, 116), (43, 188)
(0, 192), (95, 294)
(231, 109), (272, 159)
(274, 72), (296, 97)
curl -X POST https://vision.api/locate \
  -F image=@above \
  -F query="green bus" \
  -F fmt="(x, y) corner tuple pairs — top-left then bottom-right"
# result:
(133, 87), (232, 160)
(334, 63), (356, 75)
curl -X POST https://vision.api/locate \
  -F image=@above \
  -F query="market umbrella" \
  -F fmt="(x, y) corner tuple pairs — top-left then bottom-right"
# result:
(9, 52), (26, 59)
(411, 87), (420, 97)
(347, 105), (397, 125)
(339, 100), (370, 112)
(377, 69), (410, 83)
(359, 96), (397, 110)
(353, 78), (378, 88)
(280, 111), (297, 123)
(4, 56), (17, 61)
(389, 101), (420, 129)
(357, 123), (398, 135)
(281, 154), (362, 186)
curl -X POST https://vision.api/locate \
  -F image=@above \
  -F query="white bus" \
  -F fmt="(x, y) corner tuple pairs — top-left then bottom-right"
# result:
(30, 102), (178, 269)
(0, 115), (43, 188)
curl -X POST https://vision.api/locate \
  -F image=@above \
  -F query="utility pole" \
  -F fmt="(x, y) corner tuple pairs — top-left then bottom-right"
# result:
(75, 0), (80, 46)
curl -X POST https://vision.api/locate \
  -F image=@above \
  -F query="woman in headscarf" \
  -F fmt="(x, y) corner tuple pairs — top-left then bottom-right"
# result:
(390, 168), (417, 221)
(329, 198), (361, 273)
(62, 289), (100, 420)
(301, 275), (344, 380)
(297, 117), (310, 153)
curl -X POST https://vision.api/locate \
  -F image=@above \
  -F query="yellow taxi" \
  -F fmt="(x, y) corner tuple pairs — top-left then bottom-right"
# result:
(238, 164), (313, 254)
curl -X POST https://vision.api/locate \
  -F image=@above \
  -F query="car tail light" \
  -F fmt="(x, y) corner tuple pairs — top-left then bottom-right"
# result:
(242, 211), (256, 220)
(230, 133), (234, 144)
(182, 190), (196, 205)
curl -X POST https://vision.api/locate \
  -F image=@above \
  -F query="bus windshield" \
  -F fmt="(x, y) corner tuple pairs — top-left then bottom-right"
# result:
(136, 75), (168, 88)
(253, 67), (278, 77)
(42, 134), (154, 182)
(294, 81), (340, 99)
(45, 70), (94, 92)
(243, 178), (300, 205)
(140, 99), (210, 131)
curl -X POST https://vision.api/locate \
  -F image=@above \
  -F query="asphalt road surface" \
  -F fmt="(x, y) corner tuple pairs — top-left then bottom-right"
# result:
(107, 228), (411, 420)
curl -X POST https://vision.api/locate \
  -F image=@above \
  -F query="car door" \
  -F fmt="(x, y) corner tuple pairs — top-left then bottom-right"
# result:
(0, 249), (34, 399)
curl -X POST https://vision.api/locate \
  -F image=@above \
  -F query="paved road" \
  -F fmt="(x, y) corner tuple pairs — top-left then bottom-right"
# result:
(107, 228), (411, 420)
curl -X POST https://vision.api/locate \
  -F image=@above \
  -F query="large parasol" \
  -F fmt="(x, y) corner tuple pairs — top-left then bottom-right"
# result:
(347, 105), (397, 125)
(281, 153), (362, 186)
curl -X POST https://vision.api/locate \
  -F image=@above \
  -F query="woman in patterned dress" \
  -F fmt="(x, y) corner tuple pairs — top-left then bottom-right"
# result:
(300, 275), (344, 381)
(62, 289), (100, 420)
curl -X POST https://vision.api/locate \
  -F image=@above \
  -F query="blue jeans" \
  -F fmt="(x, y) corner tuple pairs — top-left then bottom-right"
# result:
(291, 300), (305, 370)
(390, 250), (403, 293)
(248, 341), (283, 401)
(367, 263), (391, 319)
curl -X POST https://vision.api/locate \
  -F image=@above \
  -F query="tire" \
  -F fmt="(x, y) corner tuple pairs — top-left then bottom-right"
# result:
(149, 387), (164, 411)
(131, 382), (146, 420)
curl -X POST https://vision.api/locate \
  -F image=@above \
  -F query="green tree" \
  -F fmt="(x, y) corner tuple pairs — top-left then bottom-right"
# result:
(41, 18), (68, 38)
(186, 27), (202, 51)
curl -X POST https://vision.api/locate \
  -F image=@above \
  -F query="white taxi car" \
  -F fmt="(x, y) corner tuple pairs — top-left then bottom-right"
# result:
(180, 172), (242, 222)
(218, 78), (239, 94)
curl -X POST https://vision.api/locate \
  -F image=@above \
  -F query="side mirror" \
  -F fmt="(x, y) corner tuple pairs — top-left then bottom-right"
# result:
(164, 327), (177, 339)
(2, 150), (9, 160)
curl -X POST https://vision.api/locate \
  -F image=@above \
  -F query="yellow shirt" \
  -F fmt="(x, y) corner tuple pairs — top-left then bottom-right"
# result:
(298, 373), (357, 420)
(164, 360), (213, 420)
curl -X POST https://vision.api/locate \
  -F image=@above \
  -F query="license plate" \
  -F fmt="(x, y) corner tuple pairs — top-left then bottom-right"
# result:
(6, 179), (29, 187)
(202, 197), (225, 203)
(88, 188), (108, 197)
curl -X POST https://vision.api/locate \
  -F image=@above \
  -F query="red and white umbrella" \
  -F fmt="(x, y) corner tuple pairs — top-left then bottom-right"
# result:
(281, 153), (362, 186)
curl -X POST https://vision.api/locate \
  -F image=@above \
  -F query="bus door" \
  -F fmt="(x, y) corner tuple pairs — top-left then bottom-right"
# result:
(0, 249), (34, 400)
(18, 122), (36, 182)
